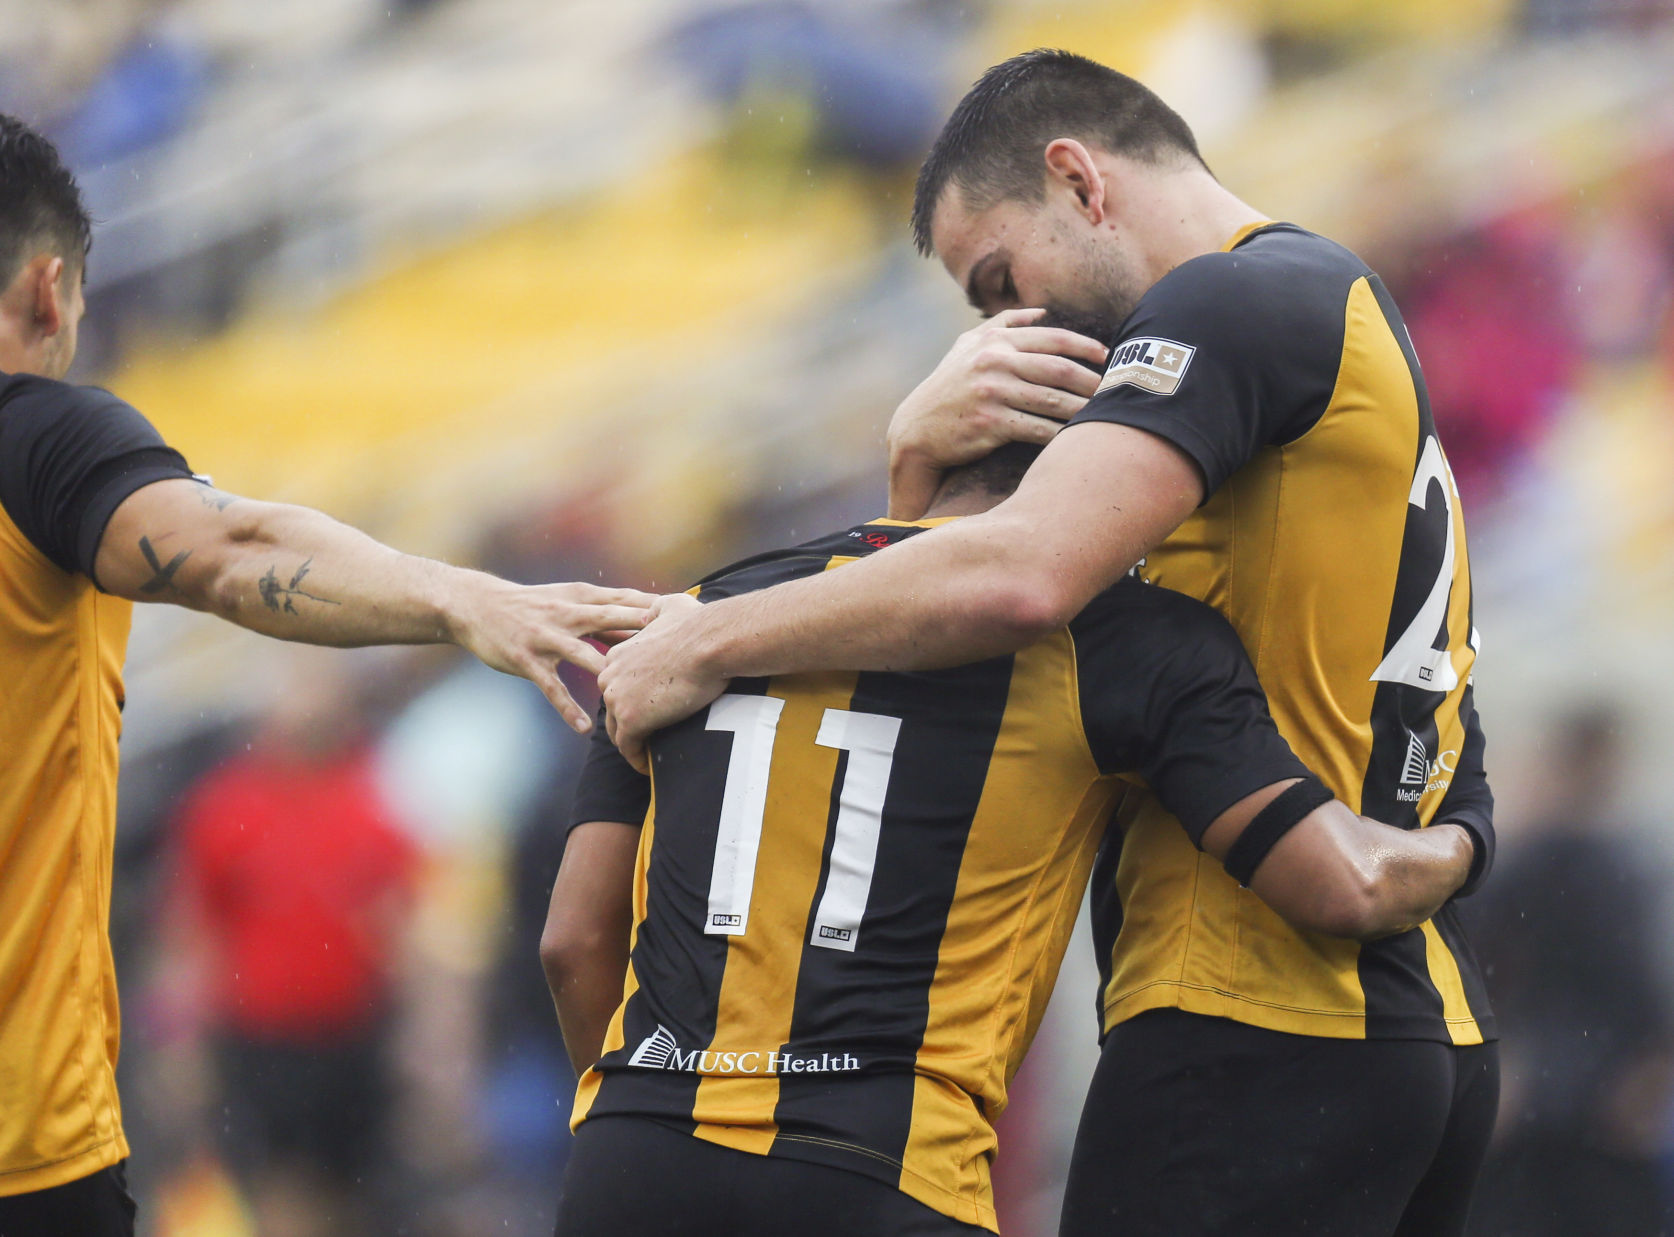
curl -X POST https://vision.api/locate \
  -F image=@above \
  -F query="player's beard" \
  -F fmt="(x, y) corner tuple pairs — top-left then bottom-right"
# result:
(1041, 233), (1150, 350)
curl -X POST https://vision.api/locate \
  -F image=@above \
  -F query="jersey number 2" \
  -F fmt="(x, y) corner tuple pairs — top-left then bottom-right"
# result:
(703, 693), (900, 953)
(1370, 435), (1463, 693)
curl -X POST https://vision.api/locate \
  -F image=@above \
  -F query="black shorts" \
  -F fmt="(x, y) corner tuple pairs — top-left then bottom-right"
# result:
(1061, 1009), (1500, 1237)
(0, 1162), (136, 1237)
(216, 1030), (390, 1181)
(554, 1116), (988, 1237)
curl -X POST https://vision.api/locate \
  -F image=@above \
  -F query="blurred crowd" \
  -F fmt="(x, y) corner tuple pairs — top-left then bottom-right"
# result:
(9, 0), (1674, 1234)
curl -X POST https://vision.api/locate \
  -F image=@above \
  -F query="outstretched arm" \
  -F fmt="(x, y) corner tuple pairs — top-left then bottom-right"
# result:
(1201, 781), (1474, 940)
(601, 419), (1201, 768)
(96, 478), (653, 731)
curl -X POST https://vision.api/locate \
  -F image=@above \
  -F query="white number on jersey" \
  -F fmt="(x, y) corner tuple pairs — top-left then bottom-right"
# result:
(701, 694), (900, 951)
(1371, 435), (1462, 693)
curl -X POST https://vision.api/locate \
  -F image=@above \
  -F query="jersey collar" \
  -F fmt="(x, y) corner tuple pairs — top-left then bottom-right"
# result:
(1222, 219), (1278, 252)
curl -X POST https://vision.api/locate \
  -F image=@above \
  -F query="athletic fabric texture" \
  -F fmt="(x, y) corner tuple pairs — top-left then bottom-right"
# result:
(0, 1161), (136, 1237)
(553, 1116), (988, 1237)
(1060, 1009), (1500, 1237)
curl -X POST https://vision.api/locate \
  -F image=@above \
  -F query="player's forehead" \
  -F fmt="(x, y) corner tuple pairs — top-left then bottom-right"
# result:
(932, 192), (1034, 299)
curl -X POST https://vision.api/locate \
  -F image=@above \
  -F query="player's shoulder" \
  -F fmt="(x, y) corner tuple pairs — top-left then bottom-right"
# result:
(0, 372), (149, 438)
(693, 520), (922, 601)
(1070, 576), (1247, 668)
(1137, 223), (1368, 327)
(1073, 574), (1234, 630)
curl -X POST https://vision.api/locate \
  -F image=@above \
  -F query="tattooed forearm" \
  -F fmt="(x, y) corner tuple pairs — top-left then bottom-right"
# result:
(138, 536), (191, 594)
(258, 558), (341, 615)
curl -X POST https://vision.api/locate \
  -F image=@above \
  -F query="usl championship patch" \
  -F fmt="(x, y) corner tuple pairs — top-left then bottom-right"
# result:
(1097, 337), (1196, 396)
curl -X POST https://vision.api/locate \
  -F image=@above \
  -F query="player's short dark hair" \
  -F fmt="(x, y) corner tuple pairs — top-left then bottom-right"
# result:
(936, 441), (1046, 504)
(911, 49), (1205, 257)
(0, 114), (92, 289)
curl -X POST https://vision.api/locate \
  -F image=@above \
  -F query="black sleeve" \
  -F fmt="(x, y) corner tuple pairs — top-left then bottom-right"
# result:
(1072, 585), (1312, 845)
(1433, 684), (1494, 897)
(568, 707), (652, 834)
(0, 375), (194, 579)
(1066, 234), (1346, 497)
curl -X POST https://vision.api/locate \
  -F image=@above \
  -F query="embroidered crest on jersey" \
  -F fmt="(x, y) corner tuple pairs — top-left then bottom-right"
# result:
(1098, 337), (1196, 396)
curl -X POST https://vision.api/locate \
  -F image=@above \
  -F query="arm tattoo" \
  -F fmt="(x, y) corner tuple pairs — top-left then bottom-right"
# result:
(258, 558), (341, 615)
(138, 536), (191, 594)
(198, 488), (241, 511)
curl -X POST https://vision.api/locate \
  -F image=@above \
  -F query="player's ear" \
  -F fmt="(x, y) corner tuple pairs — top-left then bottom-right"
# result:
(28, 257), (67, 339)
(1044, 139), (1106, 226)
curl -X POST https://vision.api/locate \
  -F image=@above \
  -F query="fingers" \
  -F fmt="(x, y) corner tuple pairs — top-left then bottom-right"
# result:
(536, 671), (593, 734)
(546, 583), (660, 609)
(1007, 350), (1105, 399)
(566, 604), (654, 637)
(992, 307), (1047, 327)
(990, 376), (1087, 423)
(601, 694), (650, 773)
(618, 729), (650, 776)
(561, 638), (607, 676)
(1002, 326), (1111, 367)
(991, 409), (1065, 446)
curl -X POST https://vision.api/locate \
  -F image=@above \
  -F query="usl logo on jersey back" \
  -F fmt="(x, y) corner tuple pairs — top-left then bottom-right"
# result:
(1097, 337), (1196, 396)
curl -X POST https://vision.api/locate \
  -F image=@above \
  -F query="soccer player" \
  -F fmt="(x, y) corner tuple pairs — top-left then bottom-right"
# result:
(541, 441), (1480, 1237)
(0, 114), (651, 1236)
(599, 51), (1497, 1236)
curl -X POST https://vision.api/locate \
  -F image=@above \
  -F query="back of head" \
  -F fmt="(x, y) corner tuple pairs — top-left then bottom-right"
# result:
(911, 49), (1205, 257)
(0, 115), (91, 291)
(933, 441), (1047, 508)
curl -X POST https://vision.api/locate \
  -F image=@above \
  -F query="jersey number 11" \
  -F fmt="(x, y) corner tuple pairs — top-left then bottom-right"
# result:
(703, 693), (901, 954)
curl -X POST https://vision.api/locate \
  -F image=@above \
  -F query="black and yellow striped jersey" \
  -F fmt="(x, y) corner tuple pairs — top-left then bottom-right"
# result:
(567, 518), (1311, 1231)
(1070, 221), (1496, 1045)
(0, 373), (194, 1195)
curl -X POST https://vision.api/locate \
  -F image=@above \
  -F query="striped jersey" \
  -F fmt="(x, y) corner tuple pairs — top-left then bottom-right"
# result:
(1070, 221), (1496, 1045)
(567, 518), (1310, 1230)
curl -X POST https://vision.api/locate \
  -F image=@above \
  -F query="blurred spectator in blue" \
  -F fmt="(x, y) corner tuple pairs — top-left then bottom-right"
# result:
(52, 0), (208, 169)
(1523, 0), (1674, 37)
(1464, 704), (1674, 1236)
(667, 1), (965, 172)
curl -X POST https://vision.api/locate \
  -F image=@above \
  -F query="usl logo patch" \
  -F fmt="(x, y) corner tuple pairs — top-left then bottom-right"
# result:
(1097, 337), (1196, 396)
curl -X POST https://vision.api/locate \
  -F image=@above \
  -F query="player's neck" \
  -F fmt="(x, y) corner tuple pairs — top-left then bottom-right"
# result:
(0, 320), (33, 375)
(0, 306), (52, 377)
(920, 488), (1006, 520)
(1133, 169), (1267, 284)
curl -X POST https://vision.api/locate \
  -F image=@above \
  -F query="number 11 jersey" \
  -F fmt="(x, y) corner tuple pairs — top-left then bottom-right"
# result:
(567, 520), (1311, 1232)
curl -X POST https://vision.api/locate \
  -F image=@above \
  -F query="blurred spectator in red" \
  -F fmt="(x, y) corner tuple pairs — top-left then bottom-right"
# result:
(169, 648), (418, 1237)
(1396, 208), (1579, 507)
(1463, 704), (1674, 1236)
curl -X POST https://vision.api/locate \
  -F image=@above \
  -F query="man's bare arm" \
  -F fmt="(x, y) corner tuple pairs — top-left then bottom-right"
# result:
(601, 420), (1201, 768)
(540, 821), (639, 1075)
(1200, 780), (1475, 940)
(97, 479), (654, 731)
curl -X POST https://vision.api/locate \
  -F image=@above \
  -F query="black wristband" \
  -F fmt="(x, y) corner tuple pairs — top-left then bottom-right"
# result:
(1223, 777), (1334, 887)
